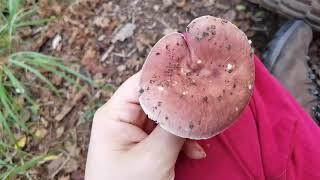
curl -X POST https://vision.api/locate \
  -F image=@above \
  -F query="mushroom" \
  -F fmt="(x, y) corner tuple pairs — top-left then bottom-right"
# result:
(139, 16), (255, 139)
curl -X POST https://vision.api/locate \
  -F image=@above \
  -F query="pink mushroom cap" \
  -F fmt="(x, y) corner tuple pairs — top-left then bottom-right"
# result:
(139, 15), (255, 139)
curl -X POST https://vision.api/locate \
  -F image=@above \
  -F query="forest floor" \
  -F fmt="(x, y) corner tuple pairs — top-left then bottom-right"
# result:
(6, 0), (320, 179)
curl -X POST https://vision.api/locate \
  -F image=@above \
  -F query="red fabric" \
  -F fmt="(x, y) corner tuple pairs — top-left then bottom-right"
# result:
(175, 56), (320, 180)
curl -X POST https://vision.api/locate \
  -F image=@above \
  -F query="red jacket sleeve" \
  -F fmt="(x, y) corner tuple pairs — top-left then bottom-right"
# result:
(175, 56), (320, 180)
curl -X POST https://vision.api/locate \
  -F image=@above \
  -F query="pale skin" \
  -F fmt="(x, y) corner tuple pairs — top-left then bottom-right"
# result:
(85, 72), (206, 180)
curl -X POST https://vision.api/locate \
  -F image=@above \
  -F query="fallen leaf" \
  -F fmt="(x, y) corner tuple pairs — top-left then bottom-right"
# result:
(163, 28), (178, 35)
(58, 175), (70, 180)
(117, 65), (126, 72)
(100, 45), (114, 62)
(52, 34), (62, 50)
(56, 126), (65, 138)
(223, 9), (236, 21)
(112, 23), (136, 43)
(97, 35), (106, 41)
(34, 128), (48, 139)
(81, 47), (105, 74)
(153, 5), (160, 11)
(55, 88), (87, 121)
(43, 155), (60, 161)
(71, 170), (84, 180)
(47, 156), (67, 178)
(52, 74), (63, 86)
(65, 142), (80, 157)
(236, 4), (246, 11)
(15, 135), (27, 149)
(162, 0), (173, 8)
(174, 0), (186, 7)
(93, 16), (110, 28)
(64, 158), (79, 173)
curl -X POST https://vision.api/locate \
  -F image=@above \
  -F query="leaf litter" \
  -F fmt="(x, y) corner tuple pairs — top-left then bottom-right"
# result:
(14, 0), (320, 179)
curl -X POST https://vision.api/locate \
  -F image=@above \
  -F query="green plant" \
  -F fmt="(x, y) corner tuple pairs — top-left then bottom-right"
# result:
(0, 141), (58, 179)
(0, 0), (95, 178)
(1, 52), (95, 137)
(0, 0), (54, 54)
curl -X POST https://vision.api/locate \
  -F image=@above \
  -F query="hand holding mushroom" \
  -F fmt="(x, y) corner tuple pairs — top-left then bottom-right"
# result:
(85, 16), (254, 180)
(85, 72), (206, 180)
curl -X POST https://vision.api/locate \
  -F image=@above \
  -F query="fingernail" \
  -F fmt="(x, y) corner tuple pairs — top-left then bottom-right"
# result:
(192, 143), (206, 159)
(195, 148), (206, 159)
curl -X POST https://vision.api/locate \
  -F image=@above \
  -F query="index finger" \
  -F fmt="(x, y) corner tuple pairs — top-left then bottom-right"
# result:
(109, 71), (142, 104)
(96, 71), (147, 128)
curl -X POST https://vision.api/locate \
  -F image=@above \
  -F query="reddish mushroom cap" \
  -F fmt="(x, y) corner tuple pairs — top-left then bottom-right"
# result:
(139, 16), (255, 139)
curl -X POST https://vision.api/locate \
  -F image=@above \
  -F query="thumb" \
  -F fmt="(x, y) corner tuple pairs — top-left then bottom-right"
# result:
(139, 125), (185, 162)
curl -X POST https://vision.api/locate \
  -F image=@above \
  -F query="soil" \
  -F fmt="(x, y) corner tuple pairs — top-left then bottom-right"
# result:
(17, 0), (319, 179)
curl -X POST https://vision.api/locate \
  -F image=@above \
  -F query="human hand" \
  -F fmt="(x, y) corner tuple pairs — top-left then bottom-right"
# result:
(85, 72), (206, 180)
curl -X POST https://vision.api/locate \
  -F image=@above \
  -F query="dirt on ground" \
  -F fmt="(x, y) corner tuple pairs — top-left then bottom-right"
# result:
(17, 0), (319, 179)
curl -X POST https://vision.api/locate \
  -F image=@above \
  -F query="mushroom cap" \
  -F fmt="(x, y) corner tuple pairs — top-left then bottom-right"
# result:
(139, 16), (255, 139)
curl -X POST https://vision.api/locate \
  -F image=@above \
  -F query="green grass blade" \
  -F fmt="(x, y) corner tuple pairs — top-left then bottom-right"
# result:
(12, 52), (96, 85)
(8, 9), (19, 40)
(0, 159), (13, 168)
(0, 12), (7, 23)
(0, 0), (7, 11)
(2, 65), (36, 105)
(1, 164), (17, 179)
(15, 17), (53, 28)
(0, 111), (15, 143)
(3, 65), (26, 94)
(8, 0), (21, 18)
(0, 141), (13, 149)
(14, 8), (54, 28)
(0, 23), (8, 34)
(0, 83), (28, 131)
(15, 8), (36, 21)
(28, 60), (82, 89)
(7, 7), (30, 50)
(5, 155), (45, 178)
(33, 54), (95, 85)
(0, 72), (29, 132)
(51, 62), (95, 85)
(10, 59), (60, 94)
(0, 32), (9, 52)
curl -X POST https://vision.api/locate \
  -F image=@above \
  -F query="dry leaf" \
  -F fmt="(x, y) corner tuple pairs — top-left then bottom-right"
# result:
(93, 16), (110, 28)
(15, 135), (27, 149)
(34, 128), (48, 139)
(64, 158), (79, 173)
(81, 48), (105, 74)
(43, 155), (60, 161)
(56, 126), (65, 138)
(112, 23), (136, 43)
(55, 89), (87, 121)
(52, 34), (62, 50)
(58, 175), (70, 180)
(65, 142), (80, 157)
(47, 156), (67, 177)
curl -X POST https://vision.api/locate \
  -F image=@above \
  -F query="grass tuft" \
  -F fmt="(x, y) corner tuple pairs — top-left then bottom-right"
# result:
(0, 0), (97, 178)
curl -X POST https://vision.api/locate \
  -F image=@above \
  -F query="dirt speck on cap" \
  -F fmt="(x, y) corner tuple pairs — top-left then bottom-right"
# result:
(202, 96), (209, 103)
(189, 122), (194, 129)
(139, 88), (144, 94)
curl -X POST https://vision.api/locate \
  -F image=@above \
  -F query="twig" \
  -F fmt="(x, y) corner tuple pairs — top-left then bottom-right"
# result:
(250, 26), (268, 32)
(49, 152), (70, 179)
(114, 48), (137, 58)
(100, 45), (114, 62)
(155, 17), (171, 28)
(54, 87), (87, 121)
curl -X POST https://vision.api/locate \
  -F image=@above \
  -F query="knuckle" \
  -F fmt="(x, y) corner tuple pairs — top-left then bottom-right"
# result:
(93, 104), (109, 120)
